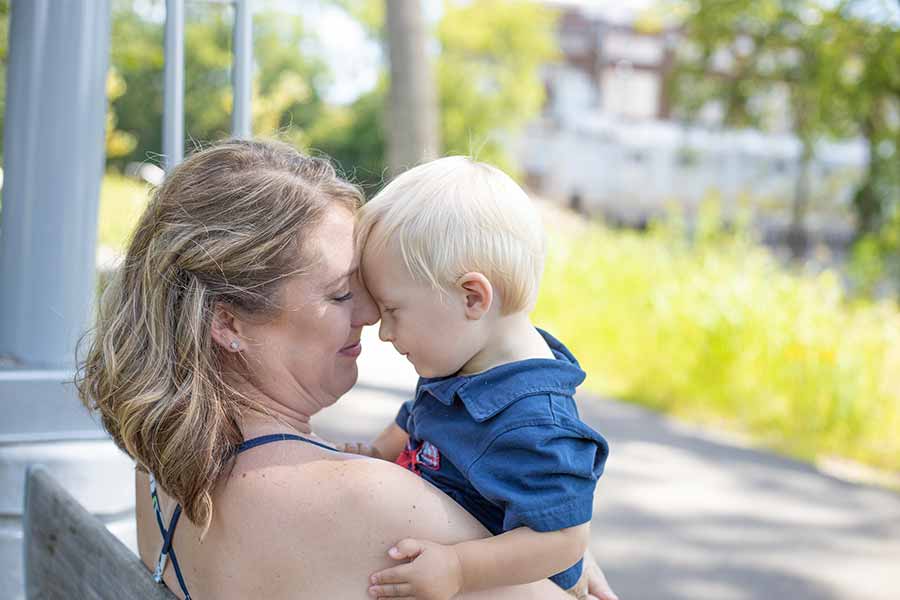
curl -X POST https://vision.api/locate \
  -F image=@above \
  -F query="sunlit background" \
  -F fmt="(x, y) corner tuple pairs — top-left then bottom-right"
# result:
(2, 0), (898, 482)
(0, 1), (898, 598)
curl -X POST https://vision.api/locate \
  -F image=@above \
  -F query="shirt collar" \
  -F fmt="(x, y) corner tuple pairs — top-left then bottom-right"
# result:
(415, 328), (585, 422)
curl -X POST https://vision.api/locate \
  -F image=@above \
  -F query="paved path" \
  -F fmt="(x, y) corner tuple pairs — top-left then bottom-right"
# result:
(314, 329), (900, 600)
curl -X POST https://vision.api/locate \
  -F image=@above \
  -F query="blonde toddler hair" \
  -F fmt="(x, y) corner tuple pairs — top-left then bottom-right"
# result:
(357, 156), (544, 314)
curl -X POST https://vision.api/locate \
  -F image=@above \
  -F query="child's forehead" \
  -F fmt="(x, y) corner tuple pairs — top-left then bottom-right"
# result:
(361, 238), (408, 282)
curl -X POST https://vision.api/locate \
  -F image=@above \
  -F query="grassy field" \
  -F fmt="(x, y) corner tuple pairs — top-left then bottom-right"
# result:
(97, 173), (900, 473)
(534, 203), (900, 474)
(97, 173), (154, 251)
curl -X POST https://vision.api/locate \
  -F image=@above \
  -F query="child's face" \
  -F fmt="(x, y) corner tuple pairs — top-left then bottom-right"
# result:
(361, 237), (480, 378)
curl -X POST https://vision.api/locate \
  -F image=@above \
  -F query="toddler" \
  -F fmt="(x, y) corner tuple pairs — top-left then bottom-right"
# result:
(346, 156), (609, 600)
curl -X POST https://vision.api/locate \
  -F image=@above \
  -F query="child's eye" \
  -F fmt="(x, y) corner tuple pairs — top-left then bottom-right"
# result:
(333, 292), (354, 303)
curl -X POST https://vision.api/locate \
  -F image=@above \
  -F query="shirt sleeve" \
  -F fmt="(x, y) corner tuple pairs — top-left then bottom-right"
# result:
(394, 399), (415, 432)
(466, 423), (608, 533)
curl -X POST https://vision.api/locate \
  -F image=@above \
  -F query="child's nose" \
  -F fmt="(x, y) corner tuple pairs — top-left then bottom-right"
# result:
(378, 320), (393, 343)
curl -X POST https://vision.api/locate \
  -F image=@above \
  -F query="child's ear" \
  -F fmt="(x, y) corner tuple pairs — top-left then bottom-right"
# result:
(456, 272), (493, 320)
(210, 303), (246, 353)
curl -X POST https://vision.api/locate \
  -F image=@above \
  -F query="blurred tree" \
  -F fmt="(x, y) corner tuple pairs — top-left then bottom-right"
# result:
(324, 0), (557, 180)
(105, 67), (138, 161)
(307, 81), (389, 193)
(670, 0), (839, 257)
(437, 0), (558, 173)
(671, 0), (899, 260)
(108, 0), (327, 169)
(384, 0), (440, 175)
(820, 3), (900, 237)
(105, 0), (556, 191)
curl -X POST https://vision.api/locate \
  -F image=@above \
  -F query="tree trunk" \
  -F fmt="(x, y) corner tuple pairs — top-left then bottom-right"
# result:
(788, 143), (812, 260)
(852, 116), (882, 238)
(385, 0), (440, 176)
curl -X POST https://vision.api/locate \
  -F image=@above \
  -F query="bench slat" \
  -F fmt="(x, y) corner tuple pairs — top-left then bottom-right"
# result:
(24, 466), (177, 600)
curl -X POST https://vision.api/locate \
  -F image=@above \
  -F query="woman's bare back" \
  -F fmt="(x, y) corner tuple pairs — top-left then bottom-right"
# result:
(136, 441), (569, 599)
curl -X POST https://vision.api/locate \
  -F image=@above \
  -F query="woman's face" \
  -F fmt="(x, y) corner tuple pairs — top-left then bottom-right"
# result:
(237, 206), (378, 413)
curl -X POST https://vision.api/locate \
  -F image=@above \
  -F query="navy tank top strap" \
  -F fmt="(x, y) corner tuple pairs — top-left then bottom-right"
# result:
(149, 474), (192, 599)
(148, 433), (337, 598)
(236, 433), (339, 454)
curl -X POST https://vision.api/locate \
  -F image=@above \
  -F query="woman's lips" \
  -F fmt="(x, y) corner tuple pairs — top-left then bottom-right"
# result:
(339, 342), (362, 358)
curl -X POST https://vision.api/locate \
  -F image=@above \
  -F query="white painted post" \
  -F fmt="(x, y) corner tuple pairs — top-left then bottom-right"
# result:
(232, 0), (253, 138)
(0, 2), (136, 598)
(164, 0), (185, 171)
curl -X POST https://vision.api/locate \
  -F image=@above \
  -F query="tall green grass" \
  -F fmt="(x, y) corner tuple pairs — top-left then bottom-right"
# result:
(534, 205), (900, 472)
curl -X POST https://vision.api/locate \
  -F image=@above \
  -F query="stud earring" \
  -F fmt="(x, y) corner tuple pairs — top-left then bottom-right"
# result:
(230, 340), (240, 351)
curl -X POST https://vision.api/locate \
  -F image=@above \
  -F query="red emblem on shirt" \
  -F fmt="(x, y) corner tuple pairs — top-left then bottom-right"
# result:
(396, 440), (441, 474)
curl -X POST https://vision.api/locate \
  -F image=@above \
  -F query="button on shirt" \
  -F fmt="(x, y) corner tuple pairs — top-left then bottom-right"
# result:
(394, 328), (609, 589)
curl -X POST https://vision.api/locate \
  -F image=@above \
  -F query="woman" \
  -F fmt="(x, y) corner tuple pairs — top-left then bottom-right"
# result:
(78, 139), (616, 599)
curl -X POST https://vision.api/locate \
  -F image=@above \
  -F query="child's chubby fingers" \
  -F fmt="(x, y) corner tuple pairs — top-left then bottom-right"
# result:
(368, 566), (413, 598)
(387, 538), (425, 561)
(370, 564), (410, 586)
(339, 441), (372, 456)
(367, 581), (414, 598)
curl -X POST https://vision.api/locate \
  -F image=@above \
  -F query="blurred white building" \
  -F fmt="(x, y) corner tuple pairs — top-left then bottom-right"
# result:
(520, 2), (866, 242)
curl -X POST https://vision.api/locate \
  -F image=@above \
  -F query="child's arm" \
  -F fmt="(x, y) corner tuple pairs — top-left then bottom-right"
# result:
(368, 523), (590, 600)
(370, 422), (409, 461)
(340, 422), (409, 461)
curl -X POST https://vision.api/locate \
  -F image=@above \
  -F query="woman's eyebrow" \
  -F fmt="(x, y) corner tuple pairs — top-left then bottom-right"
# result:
(327, 266), (358, 288)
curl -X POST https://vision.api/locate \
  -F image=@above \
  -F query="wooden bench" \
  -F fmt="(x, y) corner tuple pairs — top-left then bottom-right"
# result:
(23, 465), (176, 600)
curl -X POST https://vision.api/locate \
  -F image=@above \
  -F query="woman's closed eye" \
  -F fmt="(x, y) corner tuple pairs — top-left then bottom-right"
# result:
(332, 291), (354, 303)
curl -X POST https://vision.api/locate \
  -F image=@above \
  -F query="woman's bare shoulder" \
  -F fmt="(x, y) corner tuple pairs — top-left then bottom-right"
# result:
(223, 452), (572, 599)
(231, 453), (486, 543)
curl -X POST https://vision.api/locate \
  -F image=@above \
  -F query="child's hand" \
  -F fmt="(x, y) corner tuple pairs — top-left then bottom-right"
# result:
(368, 538), (463, 600)
(339, 442), (380, 458)
(581, 550), (619, 600)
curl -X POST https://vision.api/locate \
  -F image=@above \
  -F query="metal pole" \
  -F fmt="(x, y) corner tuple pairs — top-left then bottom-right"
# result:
(0, 4), (135, 598)
(164, 0), (185, 171)
(0, 0), (110, 369)
(232, 0), (252, 138)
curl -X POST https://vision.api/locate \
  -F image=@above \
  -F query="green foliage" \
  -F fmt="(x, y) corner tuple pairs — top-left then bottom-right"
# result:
(850, 208), (900, 296)
(318, 0), (558, 184)
(672, 0), (900, 282)
(97, 173), (153, 251)
(108, 0), (327, 168)
(106, 67), (138, 159)
(436, 0), (558, 173)
(307, 82), (388, 193)
(816, 3), (900, 237)
(534, 204), (900, 472)
(107, 1), (165, 168)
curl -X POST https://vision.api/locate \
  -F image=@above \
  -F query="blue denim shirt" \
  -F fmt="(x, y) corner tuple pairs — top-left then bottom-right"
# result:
(394, 328), (609, 589)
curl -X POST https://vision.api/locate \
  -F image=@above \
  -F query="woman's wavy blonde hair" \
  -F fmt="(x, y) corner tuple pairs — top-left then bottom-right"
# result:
(77, 138), (362, 530)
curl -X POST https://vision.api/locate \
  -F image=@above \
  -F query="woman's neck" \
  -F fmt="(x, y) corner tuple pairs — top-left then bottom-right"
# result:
(239, 404), (314, 438)
(225, 371), (317, 439)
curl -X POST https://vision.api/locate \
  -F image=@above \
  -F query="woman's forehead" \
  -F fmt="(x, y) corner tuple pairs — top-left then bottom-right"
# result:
(307, 208), (356, 285)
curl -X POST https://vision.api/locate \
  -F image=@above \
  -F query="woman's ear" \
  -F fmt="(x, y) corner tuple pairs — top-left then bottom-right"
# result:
(210, 302), (243, 353)
(457, 272), (493, 320)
